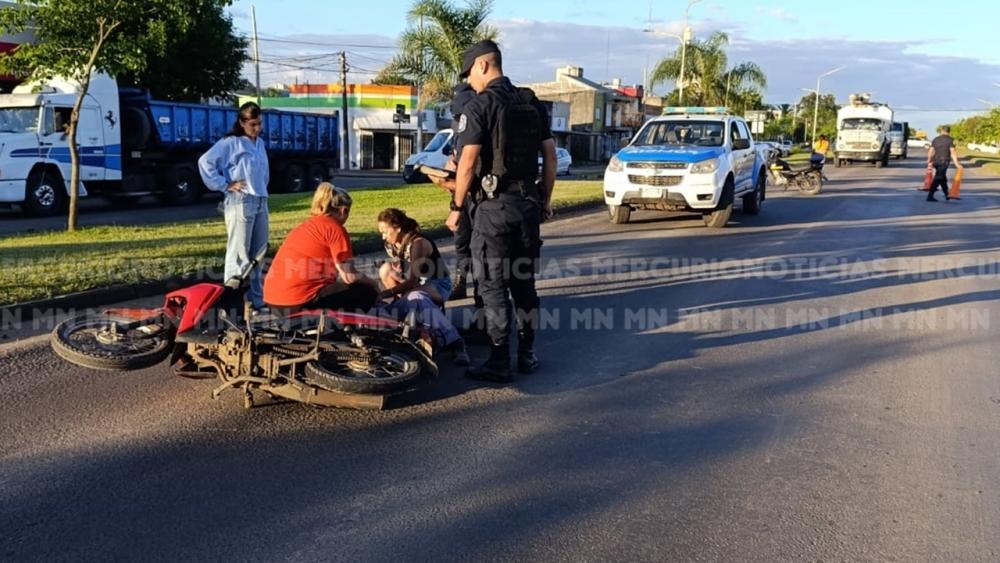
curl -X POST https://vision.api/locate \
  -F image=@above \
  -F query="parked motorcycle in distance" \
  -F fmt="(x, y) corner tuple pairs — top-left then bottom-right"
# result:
(50, 246), (438, 410)
(767, 152), (824, 196)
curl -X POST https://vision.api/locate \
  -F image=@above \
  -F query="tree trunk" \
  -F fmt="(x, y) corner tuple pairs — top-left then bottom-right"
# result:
(66, 76), (90, 232)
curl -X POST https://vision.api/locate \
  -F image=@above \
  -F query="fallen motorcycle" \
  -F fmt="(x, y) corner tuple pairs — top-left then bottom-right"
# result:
(767, 153), (824, 196)
(50, 247), (438, 410)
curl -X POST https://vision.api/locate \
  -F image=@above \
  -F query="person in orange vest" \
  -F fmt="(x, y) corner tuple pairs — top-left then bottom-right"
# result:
(926, 125), (963, 202)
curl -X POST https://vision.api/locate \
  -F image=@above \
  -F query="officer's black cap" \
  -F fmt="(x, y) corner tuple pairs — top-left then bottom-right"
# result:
(459, 40), (501, 79)
(450, 83), (476, 116)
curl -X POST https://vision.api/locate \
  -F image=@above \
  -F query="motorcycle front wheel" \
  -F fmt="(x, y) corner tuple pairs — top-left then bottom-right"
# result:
(303, 338), (424, 395)
(51, 314), (173, 371)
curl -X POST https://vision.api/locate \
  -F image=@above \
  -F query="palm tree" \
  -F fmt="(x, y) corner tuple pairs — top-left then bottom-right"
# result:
(649, 31), (766, 113)
(374, 0), (498, 105)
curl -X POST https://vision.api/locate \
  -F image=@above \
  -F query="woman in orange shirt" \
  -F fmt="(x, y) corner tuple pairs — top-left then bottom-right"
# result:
(263, 183), (378, 314)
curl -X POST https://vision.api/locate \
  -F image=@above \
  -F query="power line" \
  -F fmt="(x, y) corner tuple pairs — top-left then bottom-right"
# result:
(254, 35), (397, 50)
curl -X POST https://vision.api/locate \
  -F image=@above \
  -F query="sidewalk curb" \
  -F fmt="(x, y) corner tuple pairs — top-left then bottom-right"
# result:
(1, 200), (605, 324)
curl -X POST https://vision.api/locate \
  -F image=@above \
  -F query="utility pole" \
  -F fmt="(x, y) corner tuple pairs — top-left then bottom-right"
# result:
(416, 15), (424, 150)
(251, 5), (262, 105)
(340, 51), (350, 170)
(811, 66), (845, 146)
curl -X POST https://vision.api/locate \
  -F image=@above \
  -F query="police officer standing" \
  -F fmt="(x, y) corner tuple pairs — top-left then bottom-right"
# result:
(445, 83), (477, 300)
(445, 40), (557, 383)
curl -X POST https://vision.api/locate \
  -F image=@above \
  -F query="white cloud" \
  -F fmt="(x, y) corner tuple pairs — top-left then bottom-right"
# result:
(491, 19), (1000, 130)
(754, 6), (798, 23)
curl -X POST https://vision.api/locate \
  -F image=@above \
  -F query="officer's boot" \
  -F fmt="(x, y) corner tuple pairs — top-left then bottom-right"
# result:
(516, 328), (539, 374)
(466, 343), (512, 383)
(450, 273), (467, 300)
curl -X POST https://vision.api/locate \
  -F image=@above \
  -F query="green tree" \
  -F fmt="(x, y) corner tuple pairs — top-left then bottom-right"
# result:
(373, 0), (498, 105)
(796, 91), (839, 142)
(118, 0), (248, 102)
(649, 31), (767, 113)
(0, 0), (195, 230)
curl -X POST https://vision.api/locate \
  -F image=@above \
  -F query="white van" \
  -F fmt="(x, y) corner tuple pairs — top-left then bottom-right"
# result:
(402, 128), (454, 183)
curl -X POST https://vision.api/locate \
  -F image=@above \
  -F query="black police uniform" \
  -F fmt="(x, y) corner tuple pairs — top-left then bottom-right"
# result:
(449, 84), (477, 296)
(460, 75), (552, 378)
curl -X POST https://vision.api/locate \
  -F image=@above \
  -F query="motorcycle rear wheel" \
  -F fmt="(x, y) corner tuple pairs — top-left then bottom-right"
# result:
(51, 314), (173, 371)
(303, 339), (424, 395)
(800, 172), (822, 196)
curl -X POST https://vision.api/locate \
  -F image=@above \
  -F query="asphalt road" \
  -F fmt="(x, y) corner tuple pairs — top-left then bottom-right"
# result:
(3, 152), (1000, 561)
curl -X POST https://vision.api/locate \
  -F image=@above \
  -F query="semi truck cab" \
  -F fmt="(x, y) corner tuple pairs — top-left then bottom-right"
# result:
(0, 73), (123, 214)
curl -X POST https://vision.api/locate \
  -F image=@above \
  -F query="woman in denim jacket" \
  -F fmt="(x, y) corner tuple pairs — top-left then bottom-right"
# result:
(198, 102), (270, 311)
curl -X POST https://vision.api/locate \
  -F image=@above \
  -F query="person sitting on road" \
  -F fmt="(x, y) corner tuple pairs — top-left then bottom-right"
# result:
(376, 208), (469, 365)
(263, 183), (378, 315)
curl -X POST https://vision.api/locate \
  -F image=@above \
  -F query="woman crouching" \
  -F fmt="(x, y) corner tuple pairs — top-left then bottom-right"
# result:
(377, 208), (469, 366)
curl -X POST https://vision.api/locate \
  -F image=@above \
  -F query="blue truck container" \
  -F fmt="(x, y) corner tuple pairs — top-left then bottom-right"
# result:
(115, 89), (339, 204)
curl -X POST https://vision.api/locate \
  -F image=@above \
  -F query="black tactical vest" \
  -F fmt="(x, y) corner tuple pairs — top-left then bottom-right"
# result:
(482, 86), (542, 195)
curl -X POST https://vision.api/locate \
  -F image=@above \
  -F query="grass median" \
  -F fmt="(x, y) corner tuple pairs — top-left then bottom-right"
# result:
(958, 148), (1000, 176)
(0, 180), (604, 306)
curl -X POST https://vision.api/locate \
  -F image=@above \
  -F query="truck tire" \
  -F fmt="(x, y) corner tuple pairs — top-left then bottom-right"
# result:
(743, 173), (765, 215)
(307, 163), (327, 190)
(23, 167), (67, 216)
(122, 106), (152, 148)
(159, 164), (203, 205)
(608, 204), (631, 224)
(282, 163), (307, 193)
(834, 157), (842, 168)
(703, 181), (733, 228)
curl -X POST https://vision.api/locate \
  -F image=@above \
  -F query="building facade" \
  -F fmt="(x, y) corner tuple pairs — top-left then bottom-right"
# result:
(245, 83), (432, 171)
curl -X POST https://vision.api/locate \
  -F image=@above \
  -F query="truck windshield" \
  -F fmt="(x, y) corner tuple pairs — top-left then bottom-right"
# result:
(0, 107), (40, 133)
(632, 120), (725, 147)
(842, 118), (883, 131)
(423, 131), (450, 152)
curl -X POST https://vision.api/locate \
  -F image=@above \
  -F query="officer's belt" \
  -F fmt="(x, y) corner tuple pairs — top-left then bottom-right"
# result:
(493, 179), (539, 200)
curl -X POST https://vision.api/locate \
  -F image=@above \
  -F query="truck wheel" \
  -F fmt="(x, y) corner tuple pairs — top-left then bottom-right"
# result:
(122, 107), (152, 148)
(703, 182), (733, 228)
(743, 174), (764, 215)
(608, 204), (631, 224)
(307, 163), (327, 190)
(283, 163), (306, 193)
(159, 164), (203, 205)
(23, 168), (67, 216)
(834, 158), (842, 168)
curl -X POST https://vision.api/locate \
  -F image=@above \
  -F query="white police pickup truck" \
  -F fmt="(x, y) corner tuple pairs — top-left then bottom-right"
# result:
(603, 107), (769, 228)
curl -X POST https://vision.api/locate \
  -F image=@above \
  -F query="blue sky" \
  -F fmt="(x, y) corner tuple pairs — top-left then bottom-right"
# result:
(228, 0), (1000, 131)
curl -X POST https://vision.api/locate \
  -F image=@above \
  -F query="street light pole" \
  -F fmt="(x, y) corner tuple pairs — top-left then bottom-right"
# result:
(810, 66), (845, 146)
(677, 0), (703, 105)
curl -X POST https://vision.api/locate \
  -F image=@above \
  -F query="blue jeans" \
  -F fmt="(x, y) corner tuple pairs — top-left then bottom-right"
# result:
(223, 191), (269, 308)
(379, 290), (460, 347)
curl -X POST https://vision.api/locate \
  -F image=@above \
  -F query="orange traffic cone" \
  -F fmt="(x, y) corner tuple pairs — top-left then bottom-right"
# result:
(922, 168), (932, 191)
(949, 168), (963, 199)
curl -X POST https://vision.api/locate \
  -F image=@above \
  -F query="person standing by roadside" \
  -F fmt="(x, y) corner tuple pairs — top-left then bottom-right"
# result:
(926, 125), (963, 202)
(446, 83), (477, 300)
(443, 40), (557, 383)
(198, 102), (270, 311)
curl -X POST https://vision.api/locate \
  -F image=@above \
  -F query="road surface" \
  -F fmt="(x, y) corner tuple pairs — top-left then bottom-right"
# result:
(2, 154), (999, 561)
